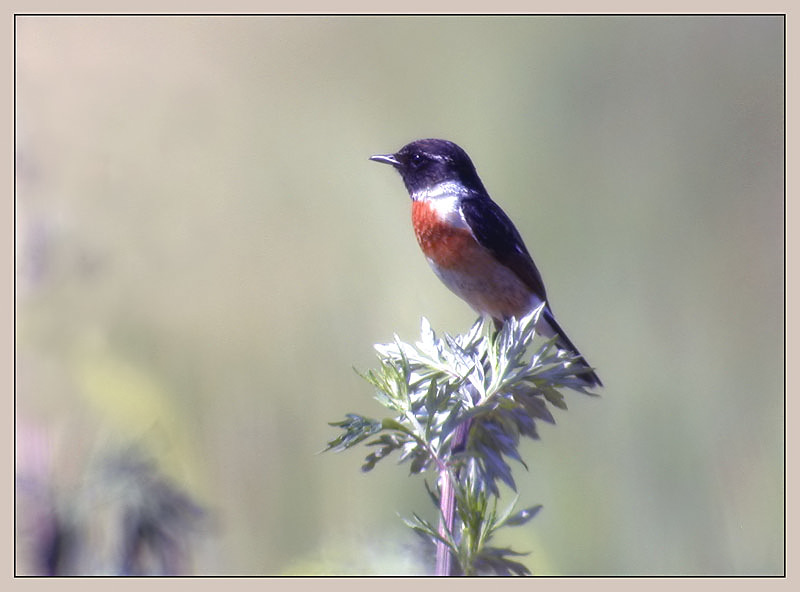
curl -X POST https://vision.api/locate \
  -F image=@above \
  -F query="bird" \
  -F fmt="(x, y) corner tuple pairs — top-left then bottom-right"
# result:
(370, 138), (601, 388)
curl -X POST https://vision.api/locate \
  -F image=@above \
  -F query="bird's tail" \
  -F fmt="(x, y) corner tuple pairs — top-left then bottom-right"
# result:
(539, 307), (603, 389)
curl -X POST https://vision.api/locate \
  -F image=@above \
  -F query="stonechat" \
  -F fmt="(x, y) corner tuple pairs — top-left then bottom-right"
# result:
(371, 138), (602, 388)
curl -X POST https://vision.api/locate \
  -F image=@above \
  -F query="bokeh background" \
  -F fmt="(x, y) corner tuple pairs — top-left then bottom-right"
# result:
(15, 16), (783, 575)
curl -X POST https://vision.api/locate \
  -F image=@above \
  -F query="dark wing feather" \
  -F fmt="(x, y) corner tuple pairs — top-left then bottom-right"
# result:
(460, 194), (547, 301)
(461, 194), (602, 388)
(461, 194), (603, 388)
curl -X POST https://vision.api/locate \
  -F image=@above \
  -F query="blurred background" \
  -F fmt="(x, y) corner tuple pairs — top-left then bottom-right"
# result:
(15, 16), (783, 575)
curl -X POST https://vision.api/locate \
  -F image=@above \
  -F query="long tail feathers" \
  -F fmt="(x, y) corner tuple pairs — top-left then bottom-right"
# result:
(540, 307), (602, 388)
(491, 308), (602, 389)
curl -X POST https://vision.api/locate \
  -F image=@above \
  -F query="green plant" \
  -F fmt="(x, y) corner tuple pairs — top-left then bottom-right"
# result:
(325, 305), (597, 575)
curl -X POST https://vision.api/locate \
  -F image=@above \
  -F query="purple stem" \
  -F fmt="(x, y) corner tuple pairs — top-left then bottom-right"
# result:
(435, 415), (472, 576)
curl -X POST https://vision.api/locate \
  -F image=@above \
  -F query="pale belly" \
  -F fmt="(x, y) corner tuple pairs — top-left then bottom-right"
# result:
(427, 254), (542, 323)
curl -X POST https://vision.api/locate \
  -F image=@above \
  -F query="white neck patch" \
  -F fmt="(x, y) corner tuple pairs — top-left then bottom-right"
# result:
(414, 181), (470, 229)
(421, 181), (471, 201)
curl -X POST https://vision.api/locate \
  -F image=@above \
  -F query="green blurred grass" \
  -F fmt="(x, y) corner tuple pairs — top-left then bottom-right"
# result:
(15, 16), (783, 575)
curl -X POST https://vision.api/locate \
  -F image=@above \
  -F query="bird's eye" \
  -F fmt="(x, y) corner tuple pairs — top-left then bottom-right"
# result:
(409, 152), (425, 168)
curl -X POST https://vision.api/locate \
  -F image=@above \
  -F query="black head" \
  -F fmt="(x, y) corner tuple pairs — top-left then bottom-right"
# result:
(370, 138), (486, 196)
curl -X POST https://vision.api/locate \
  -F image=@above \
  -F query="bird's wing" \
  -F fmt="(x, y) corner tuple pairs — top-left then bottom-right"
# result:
(460, 194), (548, 301)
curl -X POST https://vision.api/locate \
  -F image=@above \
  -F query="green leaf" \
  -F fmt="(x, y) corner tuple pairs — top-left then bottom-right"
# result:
(380, 417), (407, 432)
(419, 317), (436, 349)
(323, 414), (382, 452)
(423, 478), (440, 508)
(474, 546), (532, 576)
(409, 451), (430, 475)
(424, 377), (438, 415)
(327, 310), (598, 577)
(403, 513), (456, 550)
(540, 385), (568, 410)
(504, 504), (543, 527)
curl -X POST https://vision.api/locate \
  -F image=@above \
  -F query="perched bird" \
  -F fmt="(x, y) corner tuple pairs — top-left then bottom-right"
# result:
(370, 138), (601, 388)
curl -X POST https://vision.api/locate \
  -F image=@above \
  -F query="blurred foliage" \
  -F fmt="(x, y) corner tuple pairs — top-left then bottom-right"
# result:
(16, 443), (206, 575)
(15, 16), (783, 575)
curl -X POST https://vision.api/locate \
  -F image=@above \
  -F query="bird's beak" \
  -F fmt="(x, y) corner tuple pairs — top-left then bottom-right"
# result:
(369, 153), (401, 167)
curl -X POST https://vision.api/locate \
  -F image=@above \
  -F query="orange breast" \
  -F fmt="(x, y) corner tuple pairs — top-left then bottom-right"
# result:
(411, 200), (536, 321)
(411, 200), (478, 269)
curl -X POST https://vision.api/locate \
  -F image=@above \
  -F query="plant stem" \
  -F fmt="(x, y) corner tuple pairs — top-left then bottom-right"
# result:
(435, 415), (471, 576)
(435, 463), (456, 575)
